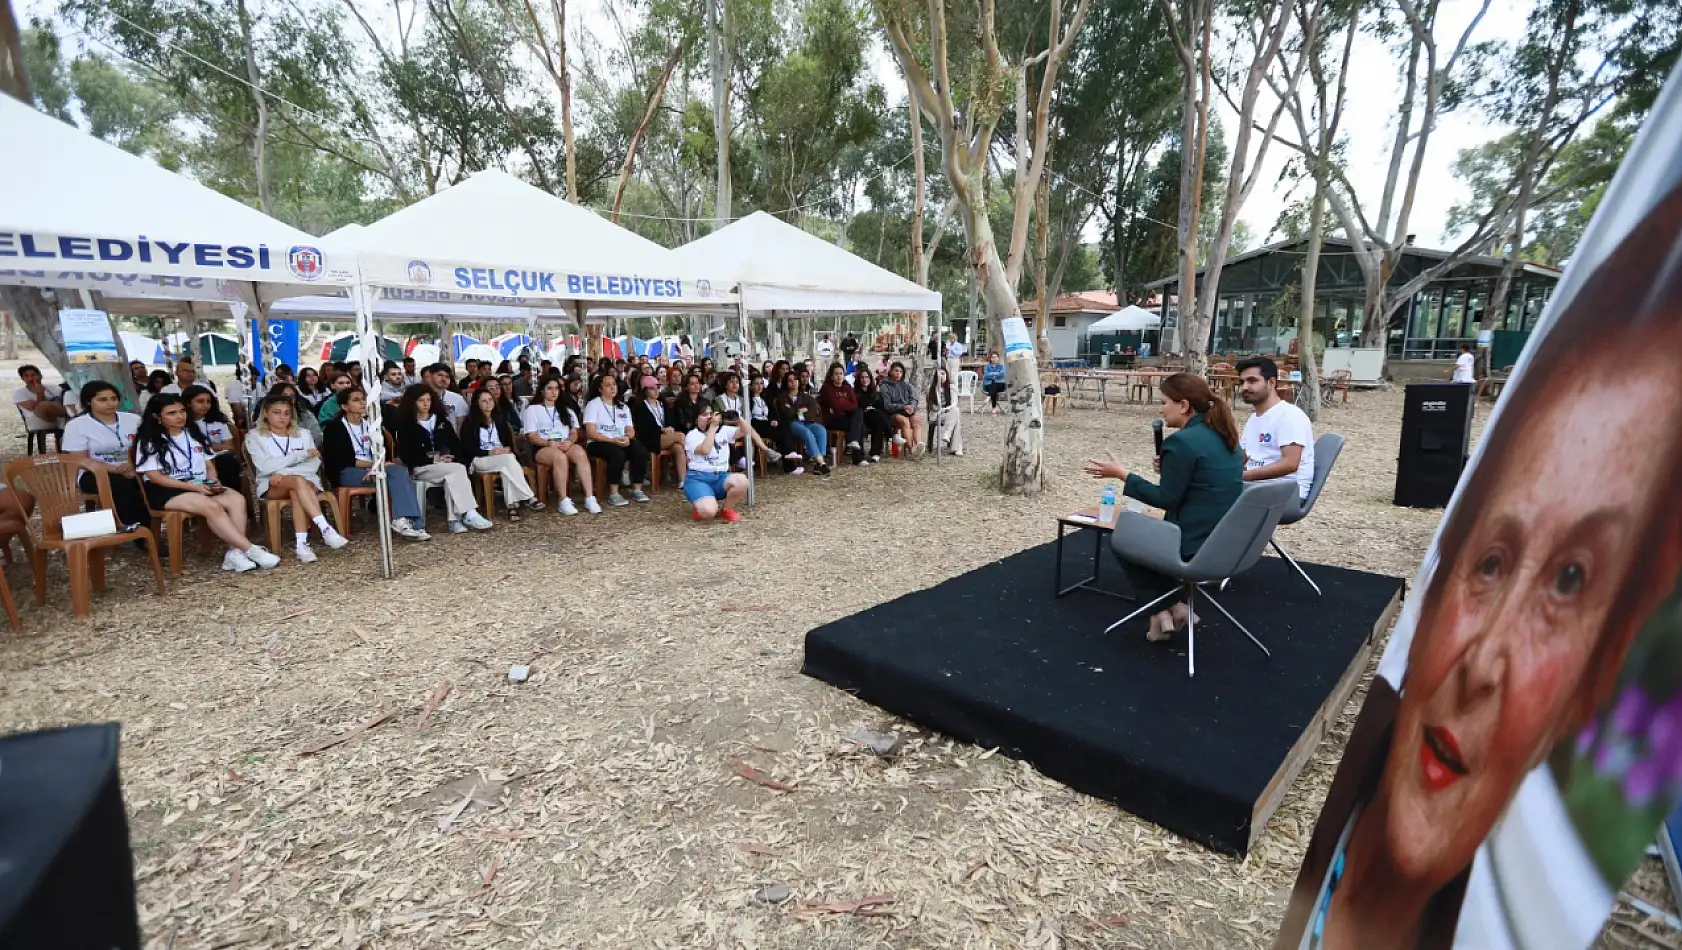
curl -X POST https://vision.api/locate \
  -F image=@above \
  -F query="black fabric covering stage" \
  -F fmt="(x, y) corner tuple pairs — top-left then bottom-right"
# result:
(803, 541), (1402, 855)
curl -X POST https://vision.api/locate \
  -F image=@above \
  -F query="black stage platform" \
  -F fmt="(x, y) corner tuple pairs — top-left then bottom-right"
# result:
(803, 541), (1403, 855)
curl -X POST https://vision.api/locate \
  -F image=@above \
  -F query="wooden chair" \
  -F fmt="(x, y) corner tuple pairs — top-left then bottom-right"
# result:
(240, 441), (345, 554)
(472, 461), (539, 521)
(1326, 370), (1352, 405)
(4, 452), (165, 619)
(132, 448), (218, 578)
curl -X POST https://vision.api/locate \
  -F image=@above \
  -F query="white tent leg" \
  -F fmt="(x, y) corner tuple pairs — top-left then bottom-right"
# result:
(355, 282), (395, 579)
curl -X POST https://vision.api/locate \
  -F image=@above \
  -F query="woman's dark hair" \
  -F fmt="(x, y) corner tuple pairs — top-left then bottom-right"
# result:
(136, 393), (210, 472)
(1158, 372), (1239, 451)
(146, 369), (172, 393)
(825, 363), (846, 385)
(770, 360), (790, 385)
(718, 371), (741, 395)
(298, 366), (321, 395)
(595, 357), (615, 376)
(338, 387), (368, 416)
(855, 366), (877, 394)
(587, 372), (623, 406)
(533, 376), (562, 406)
(465, 386), (501, 432)
(79, 380), (121, 413)
(180, 384), (227, 425)
(495, 360), (513, 375)
(397, 384), (436, 426)
(927, 367), (952, 408)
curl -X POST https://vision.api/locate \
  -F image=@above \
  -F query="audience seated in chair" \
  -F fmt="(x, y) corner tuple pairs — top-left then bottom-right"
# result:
(926, 366), (964, 457)
(61, 381), (147, 529)
(245, 395), (350, 562)
(878, 362), (923, 456)
(524, 377), (601, 514)
(1084, 372), (1244, 643)
(775, 373), (831, 475)
(135, 393), (279, 572)
(631, 375), (689, 489)
(980, 352), (1007, 415)
(393, 385), (493, 532)
(321, 388), (430, 541)
(181, 385), (244, 494)
(818, 363), (868, 466)
(850, 367), (892, 463)
(583, 374), (651, 506)
(459, 388), (544, 522)
(713, 372), (779, 467)
(13, 364), (67, 449)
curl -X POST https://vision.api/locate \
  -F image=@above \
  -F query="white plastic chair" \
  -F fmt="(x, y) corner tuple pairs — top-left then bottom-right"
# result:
(956, 370), (979, 413)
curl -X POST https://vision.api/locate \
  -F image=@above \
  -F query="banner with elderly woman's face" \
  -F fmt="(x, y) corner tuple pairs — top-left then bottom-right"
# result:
(1276, 68), (1682, 950)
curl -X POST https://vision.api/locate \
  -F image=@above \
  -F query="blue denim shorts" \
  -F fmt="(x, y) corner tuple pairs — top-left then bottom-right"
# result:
(683, 469), (729, 503)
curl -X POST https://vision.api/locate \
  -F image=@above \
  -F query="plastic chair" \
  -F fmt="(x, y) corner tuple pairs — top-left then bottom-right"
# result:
(955, 371), (979, 413)
(1102, 481), (1298, 677)
(1271, 433), (1343, 595)
(4, 452), (166, 619)
(16, 407), (62, 455)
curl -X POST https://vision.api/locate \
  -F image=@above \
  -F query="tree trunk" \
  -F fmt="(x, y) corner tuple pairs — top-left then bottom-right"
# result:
(709, 0), (732, 227)
(908, 94), (930, 387)
(1173, 4), (1213, 368)
(235, 0), (274, 216)
(553, 0), (578, 202)
(2, 287), (137, 408)
(3, 307), (16, 360)
(1032, 137), (1052, 348)
(1297, 176), (1326, 422)
(954, 164), (1044, 494)
(612, 38), (689, 222)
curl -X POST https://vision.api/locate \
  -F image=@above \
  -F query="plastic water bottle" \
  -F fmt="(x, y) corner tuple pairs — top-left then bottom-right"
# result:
(1099, 484), (1117, 525)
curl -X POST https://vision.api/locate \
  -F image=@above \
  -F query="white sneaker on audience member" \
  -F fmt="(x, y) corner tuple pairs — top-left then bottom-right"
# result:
(448, 519), (469, 534)
(391, 519), (428, 540)
(222, 549), (257, 572)
(245, 545), (281, 568)
(320, 526), (349, 549)
(891, 434), (906, 446)
(584, 496), (603, 514)
(846, 440), (860, 451)
(558, 498), (579, 516)
(790, 466), (806, 476)
(785, 452), (802, 461)
(608, 492), (629, 507)
(859, 459), (871, 467)
(766, 448), (783, 462)
(629, 488), (650, 503)
(463, 512), (494, 530)
(870, 454), (882, 463)
(294, 543), (318, 563)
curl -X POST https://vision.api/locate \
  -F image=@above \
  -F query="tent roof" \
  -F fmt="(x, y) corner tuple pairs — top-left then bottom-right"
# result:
(669, 211), (941, 314)
(0, 94), (351, 294)
(1089, 305), (1162, 332)
(318, 170), (733, 311)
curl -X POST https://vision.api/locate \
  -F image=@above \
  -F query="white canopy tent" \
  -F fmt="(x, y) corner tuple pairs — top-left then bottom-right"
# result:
(668, 211), (941, 315)
(1089, 305), (1162, 332)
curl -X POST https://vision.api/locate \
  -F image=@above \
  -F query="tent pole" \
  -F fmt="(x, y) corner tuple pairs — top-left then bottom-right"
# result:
(183, 305), (200, 368)
(439, 316), (452, 369)
(739, 296), (755, 507)
(355, 282), (395, 579)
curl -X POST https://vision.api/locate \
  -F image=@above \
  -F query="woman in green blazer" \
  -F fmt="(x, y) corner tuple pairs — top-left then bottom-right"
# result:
(1084, 372), (1243, 642)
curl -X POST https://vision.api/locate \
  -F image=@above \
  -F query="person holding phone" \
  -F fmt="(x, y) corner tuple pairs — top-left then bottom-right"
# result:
(683, 403), (748, 522)
(182, 384), (244, 493)
(136, 394), (279, 571)
(245, 395), (350, 562)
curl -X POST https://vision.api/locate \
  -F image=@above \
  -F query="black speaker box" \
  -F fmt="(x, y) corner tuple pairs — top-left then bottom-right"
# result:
(1394, 382), (1474, 508)
(0, 723), (141, 950)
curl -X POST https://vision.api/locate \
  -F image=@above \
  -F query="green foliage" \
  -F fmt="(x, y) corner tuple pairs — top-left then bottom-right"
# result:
(20, 20), (74, 120)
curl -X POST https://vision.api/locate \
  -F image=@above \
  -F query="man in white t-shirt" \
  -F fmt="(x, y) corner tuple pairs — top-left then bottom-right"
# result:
(1236, 356), (1315, 499)
(12, 364), (68, 432)
(1452, 344), (1476, 383)
(425, 364), (469, 430)
(817, 336), (835, 363)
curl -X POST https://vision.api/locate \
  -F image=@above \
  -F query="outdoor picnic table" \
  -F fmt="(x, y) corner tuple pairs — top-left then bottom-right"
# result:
(1062, 369), (1175, 408)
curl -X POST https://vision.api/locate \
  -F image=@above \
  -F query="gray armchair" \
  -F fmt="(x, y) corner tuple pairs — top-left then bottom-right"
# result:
(1104, 480), (1299, 676)
(1271, 433), (1344, 595)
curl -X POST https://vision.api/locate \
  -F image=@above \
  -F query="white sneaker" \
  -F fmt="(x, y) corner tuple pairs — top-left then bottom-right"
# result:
(222, 548), (257, 572)
(619, 470), (631, 487)
(608, 493), (629, 507)
(463, 512), (495, 530)
(294, 543), (318, 564)
(846, 440), (861, 451)
(891, 434), (906, 446)
(558, 497), (579, 516)
(448, 519), (469, 534)
(858, 459), (871, 467)
(767, 448), (783, 462)
(320, 525), (349, 549)
(786, 452), (802, 461)
(871, 454), (882, 463)
(583, 496), (603, 514)
(391, 519), (428, 541)
(790, 466), (806, 476)
(628, 488), (650, 503)
(244, 545), (281, 568)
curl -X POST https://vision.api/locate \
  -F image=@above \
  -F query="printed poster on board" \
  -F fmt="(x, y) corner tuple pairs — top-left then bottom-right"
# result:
(1275, 63), (1682, 949)
(57, 308), (119, 364)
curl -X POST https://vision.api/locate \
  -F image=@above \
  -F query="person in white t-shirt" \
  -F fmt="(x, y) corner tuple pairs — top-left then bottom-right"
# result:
(523, 376), (600, 515)
(159, 356), (215, 396)
(134, 393), (279, 571)
(943, 333), (967, 383)
(12, 364), (68, 433)
(682, 403), (748, 522)
(423, 364), (470, 430)
(1236, 356), (1315, 499)
(817, 336), (835, 363)
(582, 373), (650, 506)
(1452, 344), (1476, 383)
(61, 381), (148, 528)
(244, 395), (349, 562)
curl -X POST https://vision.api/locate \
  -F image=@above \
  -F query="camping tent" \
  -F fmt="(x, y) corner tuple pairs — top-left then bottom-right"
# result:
(320, 331), (403, 363)
(669, 211), (941, 314)
(489, 332), (536, 358)
(450, 333), (481, 360)
(458, 343), (500, 364)
(118, 331), (165, 365)
(1088, 305), (1162, 332)
(407, 343), (441, 366)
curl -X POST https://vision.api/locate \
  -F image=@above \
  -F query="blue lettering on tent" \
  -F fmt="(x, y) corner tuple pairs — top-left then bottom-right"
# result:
(97, 239), (133, 261)
(454, 267), (471, 289)
(193, 244), (223, 267)
(59, 237), (94, 260)
(20, 234), (53, 258)
(226, 247), (254, 268)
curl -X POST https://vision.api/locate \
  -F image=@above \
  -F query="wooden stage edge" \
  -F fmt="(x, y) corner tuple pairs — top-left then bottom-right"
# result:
(1247, 581), (1406, 852)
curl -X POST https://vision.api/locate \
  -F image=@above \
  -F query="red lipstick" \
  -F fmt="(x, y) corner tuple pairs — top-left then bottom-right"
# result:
(1420, 725), (1468, 791)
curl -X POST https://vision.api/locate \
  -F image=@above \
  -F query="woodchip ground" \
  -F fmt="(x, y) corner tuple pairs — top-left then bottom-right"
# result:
(0, 366), (1675, 949)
